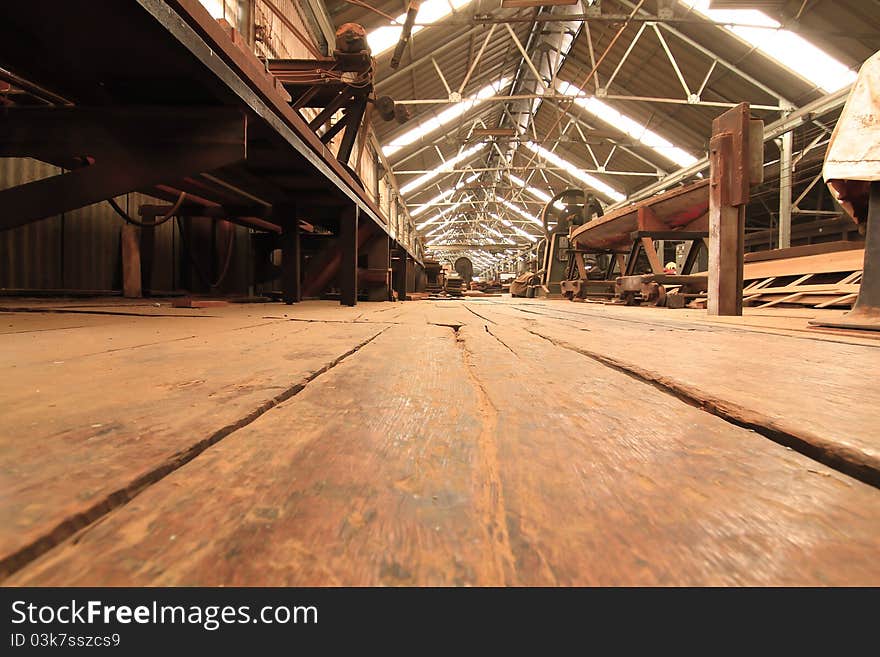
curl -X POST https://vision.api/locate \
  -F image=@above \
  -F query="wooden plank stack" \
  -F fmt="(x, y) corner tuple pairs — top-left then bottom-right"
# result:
(741, 242), (864, 309)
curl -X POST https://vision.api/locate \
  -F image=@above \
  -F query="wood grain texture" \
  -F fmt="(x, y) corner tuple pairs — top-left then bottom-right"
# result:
(5, 301), (880, 586)
(0, 308), (386, 576)
(7, 324), (509, 585)
(472, 299), (880, 482)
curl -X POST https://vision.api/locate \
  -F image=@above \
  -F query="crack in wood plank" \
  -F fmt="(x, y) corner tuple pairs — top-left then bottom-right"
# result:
(523, 327), (880, 490)
(454, 330), (518, 585)
(0, 327), (390, 582)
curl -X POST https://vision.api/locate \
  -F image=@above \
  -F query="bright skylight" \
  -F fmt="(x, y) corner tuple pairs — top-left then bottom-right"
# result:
(368, 0), (473, 55)
(411, 173), (480, 217)
(507, 173), (550, 202)
(399, 144), (486, 195)
(492, 213), (538, 242)
(555, 82), (698, 167)
(523, 142), (626, 203)
(484, 225), (515, 243)
(411, 188), (455, 217)
(498, 198), (544, 228)
(680, 0), (857, 93)
(506, 173), (566, 210)
(416, 196), (472, 231)
(384, 79), (510, 157)
(199, 0), (224, 17)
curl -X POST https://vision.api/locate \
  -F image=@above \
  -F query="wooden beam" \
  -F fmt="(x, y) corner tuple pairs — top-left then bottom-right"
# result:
(708, 104), (750, 316)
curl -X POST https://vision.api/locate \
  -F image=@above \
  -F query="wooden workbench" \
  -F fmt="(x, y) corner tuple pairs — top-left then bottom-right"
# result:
(1, 297), (879, 585)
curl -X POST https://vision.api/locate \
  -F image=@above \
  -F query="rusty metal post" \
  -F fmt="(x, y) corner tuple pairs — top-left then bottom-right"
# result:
(121, 223), (142, 298)
(339, 205), (359, 306)
(392, 249), (409, 301)
(365, 232), (391, 301)
(812, 182), (880, 330)
(278, 203), (301, 304)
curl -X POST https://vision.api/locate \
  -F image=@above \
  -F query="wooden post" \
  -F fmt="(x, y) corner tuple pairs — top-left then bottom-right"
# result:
(278, 203), (301, 304)
(708, 103), (750, 316)
(121, 223), (142, 298)
(339, 205), (358, 306)
(640, 237), (664, 274)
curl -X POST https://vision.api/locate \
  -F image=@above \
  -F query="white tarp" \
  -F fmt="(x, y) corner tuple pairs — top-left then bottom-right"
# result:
(824, 50), (880, 182)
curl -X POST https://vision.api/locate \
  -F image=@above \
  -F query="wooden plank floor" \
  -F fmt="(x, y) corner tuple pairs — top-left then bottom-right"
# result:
(1, 297), (879, 585)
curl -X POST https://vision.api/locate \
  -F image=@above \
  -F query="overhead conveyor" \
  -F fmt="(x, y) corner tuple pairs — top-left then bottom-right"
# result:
(0, 0), (421, 304)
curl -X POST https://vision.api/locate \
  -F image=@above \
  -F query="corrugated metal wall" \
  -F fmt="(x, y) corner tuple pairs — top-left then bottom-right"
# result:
(255, 0), (317, 59)
(0, 157), (251, 294)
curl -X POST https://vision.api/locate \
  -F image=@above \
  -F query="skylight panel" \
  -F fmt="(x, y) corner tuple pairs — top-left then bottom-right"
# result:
(680, 0), (856, 93)
(410, 173), (480, 216)
(484, 225), (515, 243)
(523, 142), (626, 202)
(497, 199), (544, 228)
(200, 0), (224, 17)
(416, 196), (472, 230)
(383, 78), (510, 157)
(506, 173), (565, 210)
(507, 173), (550, 202)
(492, 214), (538, 242)
(399, 144), (486, 195)
(411, 188), (455, 217)
(368, 0), (473, 56)
(555, 82), (697, 168)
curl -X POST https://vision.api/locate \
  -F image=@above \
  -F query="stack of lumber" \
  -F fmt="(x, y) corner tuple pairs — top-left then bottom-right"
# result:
(742, 242), (864, 309)
(445, 276), (464, 297)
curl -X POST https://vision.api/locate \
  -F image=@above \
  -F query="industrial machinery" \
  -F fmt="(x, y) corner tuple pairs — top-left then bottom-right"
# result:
(559, 181), (711, 306)
(424, 259), (445, 294)
(454, 256), (474, 284)
(537, 189), (604, 297)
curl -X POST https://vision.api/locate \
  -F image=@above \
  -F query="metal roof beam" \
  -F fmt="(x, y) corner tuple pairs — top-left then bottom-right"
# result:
(615, 0), (794, 105)
(616, 83), (852, 207)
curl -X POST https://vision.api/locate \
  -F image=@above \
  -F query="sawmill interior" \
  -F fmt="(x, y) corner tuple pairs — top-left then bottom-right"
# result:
(1, 0), (880, 587)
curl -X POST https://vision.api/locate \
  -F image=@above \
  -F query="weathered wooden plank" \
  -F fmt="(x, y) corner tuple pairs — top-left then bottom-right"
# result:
(8, 316), (880, 585)
(6, 324), (505, 586)
(456, 323), (880, 585)
(472, 300), (880, 483)
(0, 316), (386, 577)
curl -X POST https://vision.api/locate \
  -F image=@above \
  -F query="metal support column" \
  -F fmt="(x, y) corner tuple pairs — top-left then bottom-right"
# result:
(812, 182), (880, 330)
(365, 233), (391, 301)
(339, 205), (359, 306)
(778, 130), (793, 249)
(393, 250), (409, 301)
(279, 204), (301, 304)
(121, 223), (143, 298)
